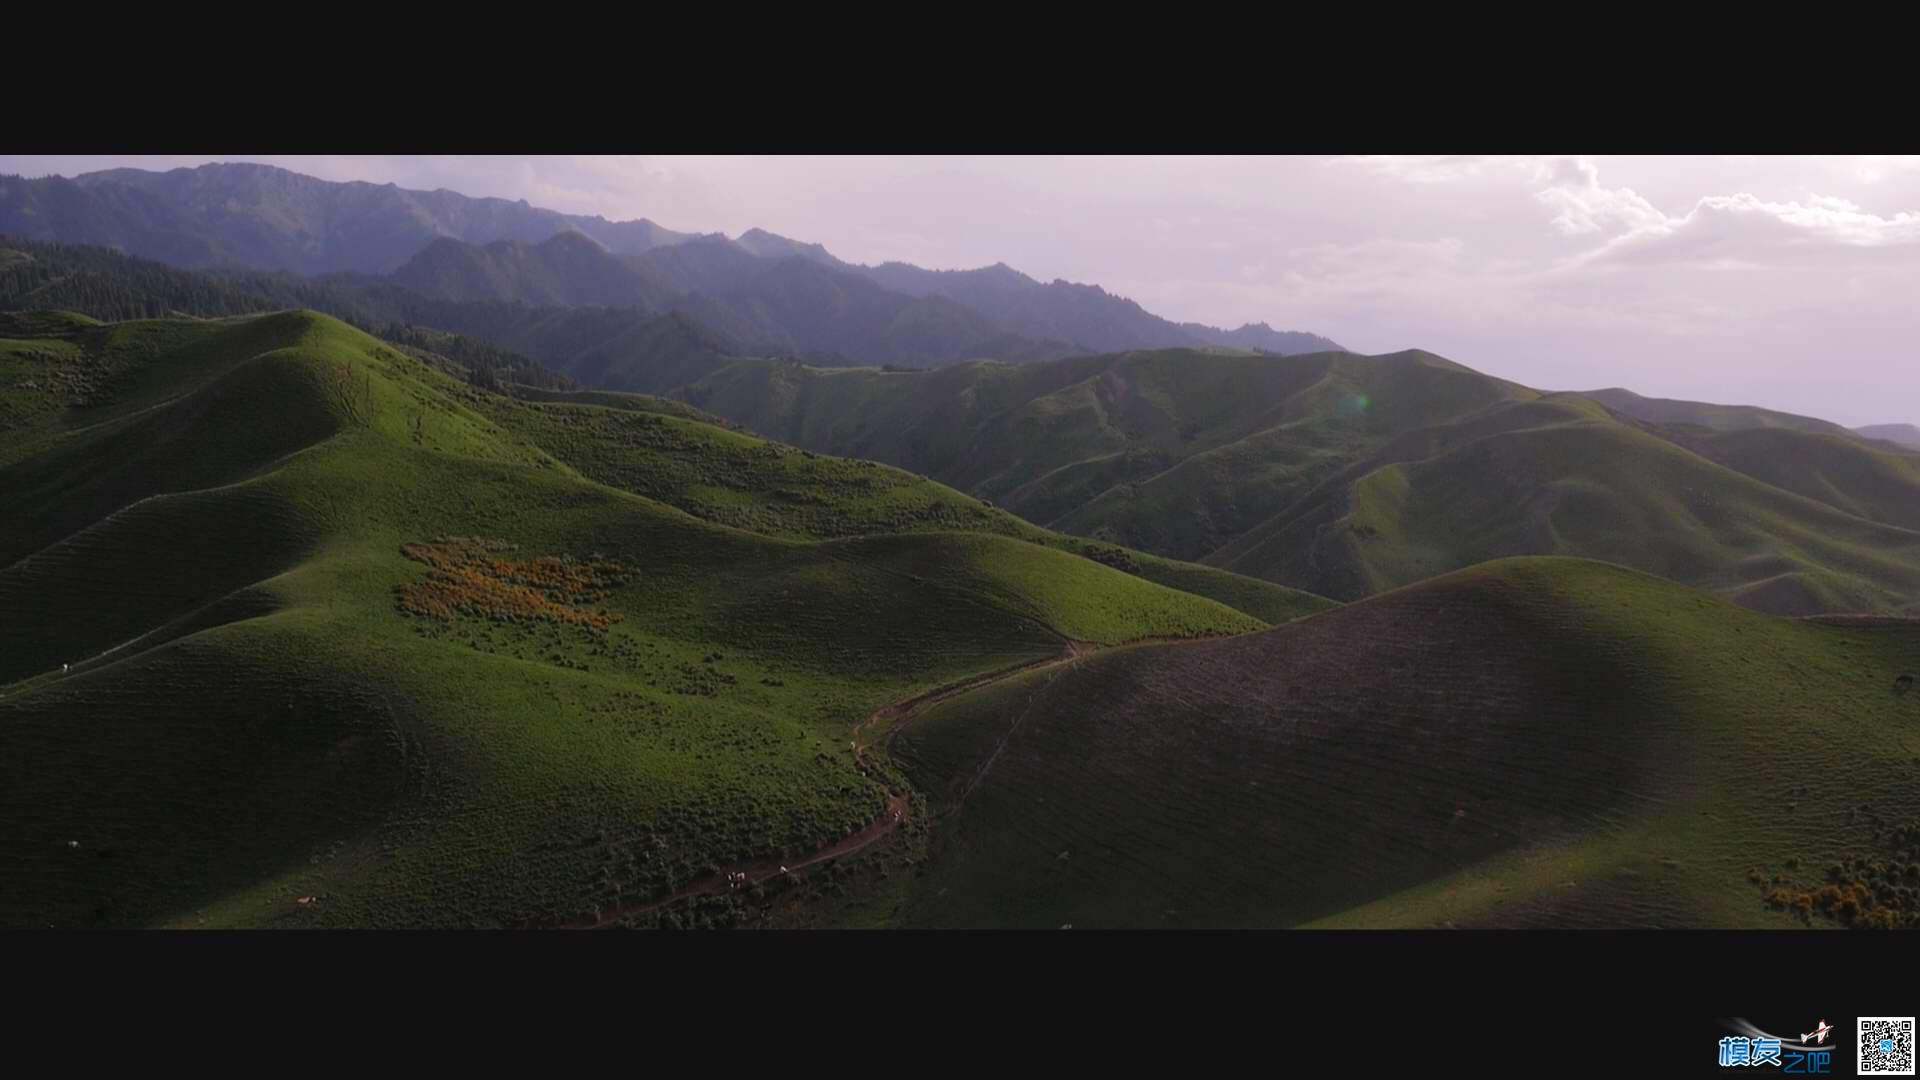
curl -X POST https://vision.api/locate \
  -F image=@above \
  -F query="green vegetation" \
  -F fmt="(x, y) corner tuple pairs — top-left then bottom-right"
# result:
(892, 557), (1920, 928)
(1218, 403), (1920, 613)
(1580, 386), (1858, 438)
(463, 384), (1333, 625)
(0, 309), (1281, 928)
(621, 353), (1920, 615)
(1665, 426), (1920, 533)
(18, 236), (1913, 620)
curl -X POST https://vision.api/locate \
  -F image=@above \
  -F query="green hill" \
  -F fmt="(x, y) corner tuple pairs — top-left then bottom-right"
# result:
(1579, 386), (1860, 438)
(1212, 399), (1920, 613)
(0, 309), (1301, 928)
(1661, 426), (1920, 534)
(468, 383), (1334, 625)
(595, 348), (1920, 615)
(891, 557), (1920, 928)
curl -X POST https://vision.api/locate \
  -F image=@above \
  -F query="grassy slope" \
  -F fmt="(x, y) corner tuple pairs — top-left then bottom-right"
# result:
(466, 385), (1334, 625)
(892, 557), (1920, 928)
(1208, 398), (1920, 614)
(1580, 387), (1857, 437)
(673, 348), (1531, 516)
(0, 310), (1275, 928)
(1663, 426), (1920, 533)
(648, 350), (1920, 615)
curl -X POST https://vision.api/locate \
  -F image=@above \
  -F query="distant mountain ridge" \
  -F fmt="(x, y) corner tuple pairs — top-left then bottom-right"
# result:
(853, 254), (1343, 357)
(392, 228), (1342, 365)
(391, 232), (671, 309)
(1, 163), (1344, 362)
(1855, 423), (1920, 451)
(0, 162), (697, 275)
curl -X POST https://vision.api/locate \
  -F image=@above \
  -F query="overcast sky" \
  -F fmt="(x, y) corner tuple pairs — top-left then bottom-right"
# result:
(7, 154), (1917, 426)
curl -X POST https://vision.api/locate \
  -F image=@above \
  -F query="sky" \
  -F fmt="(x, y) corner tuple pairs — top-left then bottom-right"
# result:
(6, 154), (1917, 427)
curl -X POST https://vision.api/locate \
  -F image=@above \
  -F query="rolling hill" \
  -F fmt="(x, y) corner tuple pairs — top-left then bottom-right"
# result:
(1653, 425), (1920, 534)
(0, 308), (1321, 928)
(8, 306), (1913, 930)
(890, 557), (1920, 928)
(1209, 395), (1920, 613)
(472, 383), (1333, 626)
(1578, 386), (1861, 438)
(614, 347), (1920, 615)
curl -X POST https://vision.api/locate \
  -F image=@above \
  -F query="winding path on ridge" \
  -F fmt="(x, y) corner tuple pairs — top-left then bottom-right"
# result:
(562, 631), (1225, 929)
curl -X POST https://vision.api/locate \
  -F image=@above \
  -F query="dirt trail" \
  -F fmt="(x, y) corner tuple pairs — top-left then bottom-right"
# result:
(558, 631), (1227, 929)
(852, 645), (1084, 757)
(556, 790), (912, 929)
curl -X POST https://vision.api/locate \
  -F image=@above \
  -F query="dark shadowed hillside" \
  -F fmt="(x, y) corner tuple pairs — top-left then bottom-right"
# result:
(891, 558), (1920, 928)
(676, 257), (1064, 367)
(390, 232), (670, 308)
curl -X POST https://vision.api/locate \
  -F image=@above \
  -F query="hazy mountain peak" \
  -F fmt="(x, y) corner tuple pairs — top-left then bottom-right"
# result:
(537, 229), (606, 252)
(735, 227), (843, 267)
(1, 160), (1344, 363)
(1853, 422), (1920, 450)
(5, 163), (699, 272)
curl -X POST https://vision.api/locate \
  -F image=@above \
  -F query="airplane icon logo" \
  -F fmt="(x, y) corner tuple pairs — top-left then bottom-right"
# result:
(1802, 1020), (1833, 1045)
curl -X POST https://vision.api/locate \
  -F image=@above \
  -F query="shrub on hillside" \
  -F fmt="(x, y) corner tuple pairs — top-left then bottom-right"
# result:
(394, 537), (630, 634)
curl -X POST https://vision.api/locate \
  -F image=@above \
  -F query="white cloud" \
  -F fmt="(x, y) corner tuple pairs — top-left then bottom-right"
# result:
(1531, 156), (1667, 236)
(1588, 191), (1920, 265)
(1807, 194), (1863, 212)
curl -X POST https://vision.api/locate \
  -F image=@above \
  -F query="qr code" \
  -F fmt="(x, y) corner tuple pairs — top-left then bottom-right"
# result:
(1860, 1018), (1915, 1075)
